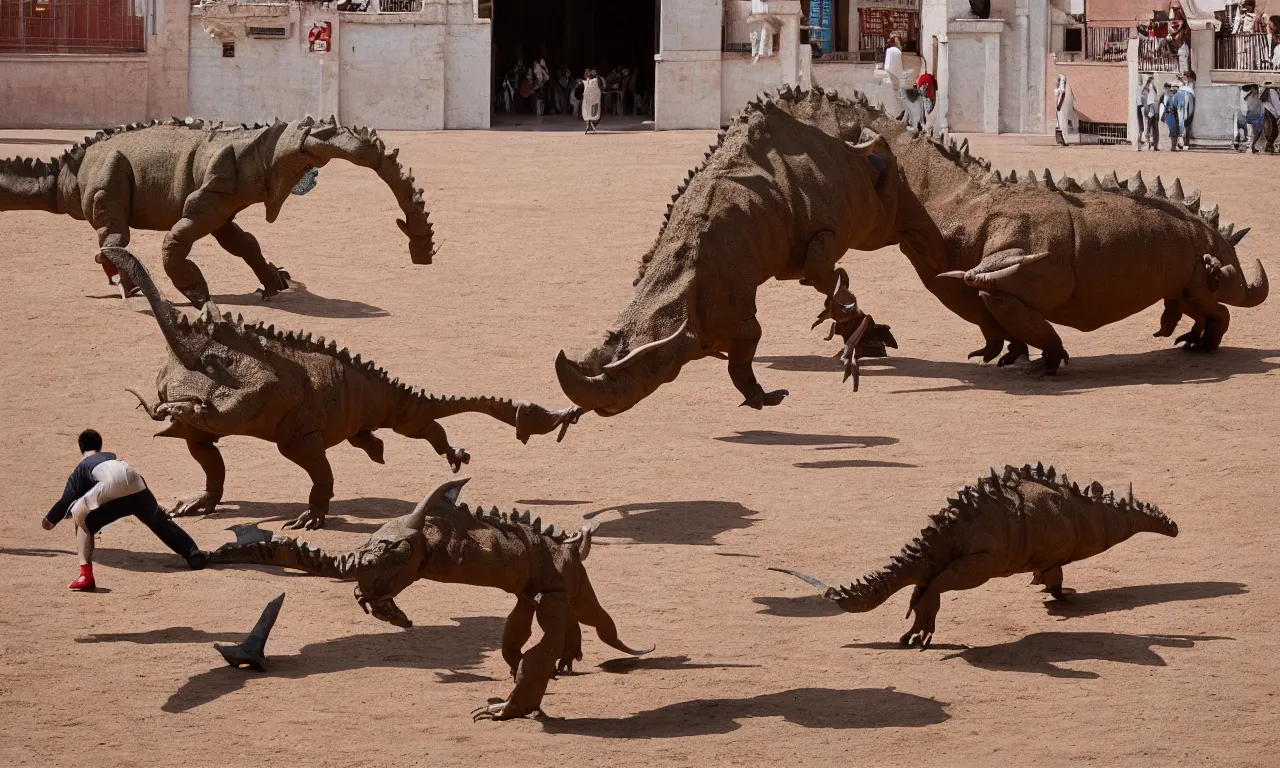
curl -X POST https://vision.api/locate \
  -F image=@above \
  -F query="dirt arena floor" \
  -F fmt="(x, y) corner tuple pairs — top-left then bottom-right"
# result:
(1, 127), (1277, 767)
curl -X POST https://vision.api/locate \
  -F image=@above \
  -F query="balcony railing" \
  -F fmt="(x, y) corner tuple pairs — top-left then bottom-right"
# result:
(0, 0), (145, 53)
(1085, 26), (1129, 62)
(1216, 32), (1277, 70)
(1138, 36), (1181, 72)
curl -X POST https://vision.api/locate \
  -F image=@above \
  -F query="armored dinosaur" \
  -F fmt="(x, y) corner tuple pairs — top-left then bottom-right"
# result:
(103, 247), (580, 530)
(770, 85), (1269, 372)
(0, 115), (434, 305)
(210, 477), (653, 720)
(772, 462), (1178, 649)
(554, 99), (943, 415)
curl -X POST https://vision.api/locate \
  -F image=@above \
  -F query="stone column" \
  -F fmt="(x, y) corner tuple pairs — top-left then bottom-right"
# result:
(1127, 36), (1140, 148)
(655, 0), (722, 129)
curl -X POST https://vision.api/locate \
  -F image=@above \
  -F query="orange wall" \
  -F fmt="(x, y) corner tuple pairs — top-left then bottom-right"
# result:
(1045, 56), (1130, 128)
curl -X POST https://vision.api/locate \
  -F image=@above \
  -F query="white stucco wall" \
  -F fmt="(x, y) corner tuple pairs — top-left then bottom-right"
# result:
(341, 21), (445, 129)
(0, 55), (150, 128)
(656, 0), (723, 129)
(444, 19), (491, 129)
(721, 55), (784, 122)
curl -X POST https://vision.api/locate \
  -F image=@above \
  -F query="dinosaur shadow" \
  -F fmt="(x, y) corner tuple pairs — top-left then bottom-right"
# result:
(514, 499), (592, 506)
(163, 616), (504, 712)
(942, 631), (1232, 678)
(583, 501), (760, 546)
(753, 595), (846, 618)
(540, 687), (948, 736)
(597, 655), (761, 674)
(201, 497), (416, 535)
(715, 430), (898, 450)
(844, 640), (970, 651)
(211, 279), (388, 319)
(793, 459), (917, 469)
(1044, 581), (1248, 618)
(76, 627), (244, 644)
(0, 547), (76, 558)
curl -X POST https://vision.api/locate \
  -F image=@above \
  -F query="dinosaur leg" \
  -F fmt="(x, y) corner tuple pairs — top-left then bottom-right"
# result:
(979, 292), (1068, 374)
(1033, 565), (1074, 601)
(277, 432), (334, 530)
(211, 221), (290, 299)
(1153, 299), (1183, 338)
(502, 596), (537, 678)
(802, 233), (895, 358)
(1180, 289), (1230, 352)
(399, 419), (470, 473)
(171, 436), (226, 516)
(474, 592), (569, 721)
(87, 178), (139, 298)
(347, 430), (386, 464)
(558, 619), (584, 675)
(901, 553), (1000, 650)
(729, 316), (788, 409)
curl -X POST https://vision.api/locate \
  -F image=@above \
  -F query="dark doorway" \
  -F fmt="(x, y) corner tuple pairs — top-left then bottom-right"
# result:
(491, 0), (657, 123)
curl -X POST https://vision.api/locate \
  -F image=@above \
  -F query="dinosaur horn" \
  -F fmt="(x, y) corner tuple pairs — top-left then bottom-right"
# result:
(1230, 227), (1250, 245)
(936, 270), (968, 280)
(125, 388), (164, 421)
(408, 477), (470, 528)
(1128, 483), (1134, 506)
(603, 319), (691, 371)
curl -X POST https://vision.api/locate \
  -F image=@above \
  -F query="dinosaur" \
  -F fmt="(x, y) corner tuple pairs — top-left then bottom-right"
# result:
(554, 99), (944, 416)
(772, 462), (1178, 649)
(769, 85), (1269, 372)
(209, 477), (653, 720)
(103, 247), (581, 530)
(0, 115), (435, 305)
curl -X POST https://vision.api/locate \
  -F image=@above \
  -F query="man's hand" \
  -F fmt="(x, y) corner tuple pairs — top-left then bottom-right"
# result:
(41, 519), (54, 531)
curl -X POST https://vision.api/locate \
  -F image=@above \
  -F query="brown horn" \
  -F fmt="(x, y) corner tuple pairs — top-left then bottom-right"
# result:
(602, 319), (690, 372)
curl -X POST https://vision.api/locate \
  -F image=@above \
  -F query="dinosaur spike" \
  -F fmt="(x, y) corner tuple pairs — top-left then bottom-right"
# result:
(1041, 169), (1056, 190)
(985, 169), (1002, 184)
(1082, 174), (1103, 192)
(1230, 227), (1250, 245)
(520, 511), (531, 524)
(1170, 178), (1185, 201)
(1088, 481), (1104, 499)
(1035, 461), (1045, 477)
(1102, 171), (1121, 191)
(531, 516), (541, 532)
(1204, 204), (1219, 228)
(265, 324), (275, 337)
(1071, 481), (1080, 494)
(1221, 223), (1234, 239)
(1046, 466), (1056, 481)
(1006, 170), (1017, 183)
(338, 348), (351, 362)
(1023, 170), (1037, 186)
(544, 523), (557, 538)
(1128, 171), (1146, 196)
(235, 313), (245, 326)
(1153, 176), (1167, 198)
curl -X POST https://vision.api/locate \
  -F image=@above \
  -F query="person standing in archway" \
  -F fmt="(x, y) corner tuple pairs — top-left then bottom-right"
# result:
(581, 68), (603, 133)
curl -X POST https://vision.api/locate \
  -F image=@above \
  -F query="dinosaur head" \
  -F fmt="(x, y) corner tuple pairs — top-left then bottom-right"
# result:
(263, 120), (320, 224)
(102, 248), (292, 431)
(555, 318), (699, 416)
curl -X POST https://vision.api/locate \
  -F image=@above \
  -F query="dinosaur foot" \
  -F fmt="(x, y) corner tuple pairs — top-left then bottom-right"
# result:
(968, 340), (1004, 363)
(282, 509), (326, 531)
(171, 490), (220, 517)
(445, 447), (471, 473)
(1029, 351), (1069, 377)
(472, 700), (548, 722)
(739, 389), (789, 409)
(256, 266), (292, 300)
(1042, 586), (1076, 601)
(899, 629), (935, 651)
(514, 404), (584, 444)
(996, 343), (1029, 367)
(836, 316), (875, 392)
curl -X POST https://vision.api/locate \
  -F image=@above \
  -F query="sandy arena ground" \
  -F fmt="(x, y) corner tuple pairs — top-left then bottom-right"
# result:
(1, 127), (1277, 767)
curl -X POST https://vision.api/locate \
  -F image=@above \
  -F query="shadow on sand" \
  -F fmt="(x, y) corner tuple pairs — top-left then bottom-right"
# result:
(154, 616), (504, 712)
(211, 278), (388, 319)
(583, 501), (760, 546)
(1045, 581), (1248, 619)
(541, 687), (948, 736)
(753, 595), (846, 618)
(759, 347), (1280, 396)
(942, 631), (1232, 678)
(597, 655), (760, 674)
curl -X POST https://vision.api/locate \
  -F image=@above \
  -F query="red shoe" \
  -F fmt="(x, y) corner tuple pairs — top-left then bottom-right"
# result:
(69, 573), (96, 591)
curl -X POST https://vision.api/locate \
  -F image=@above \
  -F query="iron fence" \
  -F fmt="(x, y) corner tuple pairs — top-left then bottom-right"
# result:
(1138, 35), (1181, 72)
(0, 0), (145, 53)
(1085, 26), (1129, 62)
(376, 0), (420, 11)
(1215, 32), (1277, 70)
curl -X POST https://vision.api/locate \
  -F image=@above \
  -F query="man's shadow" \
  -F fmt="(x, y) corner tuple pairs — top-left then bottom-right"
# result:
(147, 616), (505, 712)
(541, 687), (948, 736)
(942, 631), (1231, 678)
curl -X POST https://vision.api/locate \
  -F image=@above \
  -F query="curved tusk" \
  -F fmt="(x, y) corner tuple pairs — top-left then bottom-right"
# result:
(125, 388), (164, 420)
(936, 270), (968, 280)
(603, 319), (690, 371)
(1014, 251), (1051, 265)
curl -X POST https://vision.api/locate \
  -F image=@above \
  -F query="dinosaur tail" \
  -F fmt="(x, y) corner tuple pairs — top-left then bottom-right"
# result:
(395, 390), (582, 444)
(770, 551), (934, 614)
(101, 248), (205, 370)
(211, 535), (357, 579)
(0, 156), (60, 213)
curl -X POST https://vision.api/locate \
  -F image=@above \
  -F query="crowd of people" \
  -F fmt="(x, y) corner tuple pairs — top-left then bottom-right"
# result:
(494, 57), (649, 127)
(1135, 70), (1198, 151)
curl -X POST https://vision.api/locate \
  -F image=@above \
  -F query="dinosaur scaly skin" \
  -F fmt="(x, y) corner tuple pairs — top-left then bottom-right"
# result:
(210, 478), (653, 720)
(0, 116), (435, 305)
(104, 248), (580, 530)
(555, 99), (944, 415)
(770, 86), (1269, 372)
(773, 462), (1178, 649)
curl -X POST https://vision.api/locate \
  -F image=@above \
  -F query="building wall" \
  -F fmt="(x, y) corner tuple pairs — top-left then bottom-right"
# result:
(444, 15), (491, 129)
(0, 55), (150, 128)
(656, 0), (724, 129)
(341, 20), (445, 129)
(1046, 57), (1128, 124)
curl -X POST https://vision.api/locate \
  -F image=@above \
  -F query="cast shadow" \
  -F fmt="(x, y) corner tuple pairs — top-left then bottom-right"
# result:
(199, 497), (417, 535)
(0, 547), (76, 558)
(211, 279), (388, 319)
(93, 548), (194, 573)
(753, 595), (846, 618)
(715, 430), (898, 450)
(163, 616), (504, 712)
(843, 640), (971, 652)
(794, 459), (918, 470)
(514, 499), (592, 507)
(597, 655), (761, 674)
(1045, 581), (1248, 618)
(540, 687), (948, 737)
(77, 627), (244, 644)
(943, 631), (1232, 679)
(583, 501), (760, 546)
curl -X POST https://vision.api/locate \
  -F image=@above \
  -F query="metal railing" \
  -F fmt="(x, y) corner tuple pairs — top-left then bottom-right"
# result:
(1085, 26), (1129, 62)
(1138, 36), (1181, 72)
(1, 0), (145, 53)
(376, 0), (420, 11)
(1216, 32), (1278, 70)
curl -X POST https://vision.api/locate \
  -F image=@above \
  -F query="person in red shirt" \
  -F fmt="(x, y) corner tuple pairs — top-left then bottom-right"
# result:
(916, 67), (938, 121)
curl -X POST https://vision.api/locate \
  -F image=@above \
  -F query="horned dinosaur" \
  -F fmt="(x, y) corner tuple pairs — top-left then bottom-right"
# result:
(554, 99), (944, 416)
(0, 115), (434, 305)
(772, 462), (1178, 649)
(770, 85), (1269, 372)
(103, 247), (580, 530)
(210, 477), (653, 720)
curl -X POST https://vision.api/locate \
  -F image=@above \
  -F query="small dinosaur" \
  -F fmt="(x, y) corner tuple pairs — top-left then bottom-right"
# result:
(555, 99), (941, 416)
(0, 115), (434, 305)
(772, 463), (1178, 649)
(104, 247), (580, 530)
(210, 477), (653, 720)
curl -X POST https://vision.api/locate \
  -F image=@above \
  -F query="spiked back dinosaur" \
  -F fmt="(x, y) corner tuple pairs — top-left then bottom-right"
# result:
(769, 85), (1269, 372)
(772, 462), (1178, 649)
(555, 99), (943, 415)
(211, 477), (653, 720)
(1, 116), (434, 304)
(103, 248), (580, 530)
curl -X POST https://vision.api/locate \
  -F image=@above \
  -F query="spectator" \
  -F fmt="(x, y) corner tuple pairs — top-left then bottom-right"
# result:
(1268, 15), (1280, 68)
(1137, 74), (1161, 151)
(916, 60), (938, 121)
(1234, 0), (1259, 69)
(1176, 69), (1196, 149)
(1160, 81), (1182, 151)
(1054, 73), (1079, 145)
(1235, 84), (1266, 153)
(581, 68), (603, 133)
